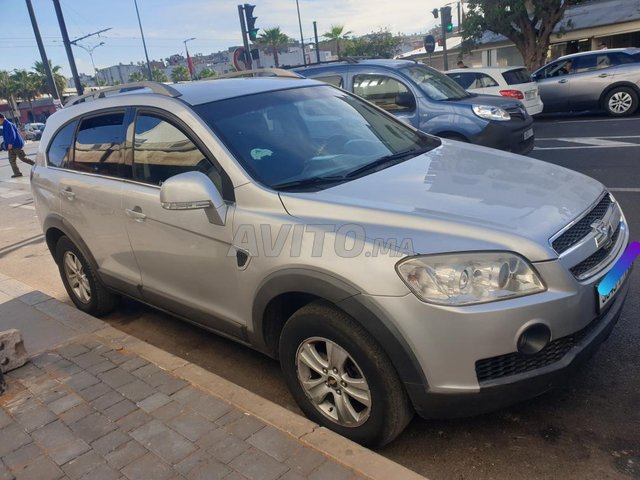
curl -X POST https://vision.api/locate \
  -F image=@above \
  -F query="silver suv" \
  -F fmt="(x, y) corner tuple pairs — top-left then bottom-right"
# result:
(533, 48), (640, 116)
(32, 77), (630, 447)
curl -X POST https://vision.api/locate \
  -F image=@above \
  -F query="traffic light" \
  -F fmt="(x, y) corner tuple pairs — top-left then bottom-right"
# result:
(442, 6), (453, 33)
(431, 8), (439, 18)
(244, 4), (258, 41)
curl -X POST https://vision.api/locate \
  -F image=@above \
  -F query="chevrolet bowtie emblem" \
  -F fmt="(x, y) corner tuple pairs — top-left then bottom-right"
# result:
(592, 219), (614, 249)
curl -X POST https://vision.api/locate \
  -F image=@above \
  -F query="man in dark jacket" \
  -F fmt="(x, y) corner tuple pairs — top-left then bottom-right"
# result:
(0, 114), (34, 178)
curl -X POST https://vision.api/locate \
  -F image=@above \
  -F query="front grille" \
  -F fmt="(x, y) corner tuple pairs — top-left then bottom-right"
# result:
(552, 195), (612, 254)
(476, 314), (605, 383)
(505, 106), (525, 120)
(570, 224), (621, 278)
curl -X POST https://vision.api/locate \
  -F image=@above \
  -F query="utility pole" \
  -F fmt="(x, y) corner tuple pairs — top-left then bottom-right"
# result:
(52, 0), (83, 95)
(133, 0), (153, 81)
(295, 0), (306, 66)
(237, 5), (252, 70)
(25, 0), (59, 100)
(313, 21), (320, 63)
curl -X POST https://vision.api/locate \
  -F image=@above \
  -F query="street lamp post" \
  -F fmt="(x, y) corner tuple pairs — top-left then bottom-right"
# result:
(133, 0), (153, 81)
(183, 37), (196, 80)
(75, 42), (105, 86)
(295, 0), (306, 66)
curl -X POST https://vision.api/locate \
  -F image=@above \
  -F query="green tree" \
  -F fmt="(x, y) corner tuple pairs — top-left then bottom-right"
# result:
(171, 65), (191, 82)
(10, 70), (39, 118)
(462, 0), (583, 71)
(343, 29), (403, 59)
(32, 60), (66, 97)
(197, 68), (215, 80)
(322, 25), (352, 59)
(128, 71), (146, 82)
(151, 69), (168, 82)
(0, 70), (11, 102)
(256, 27), (290, 67)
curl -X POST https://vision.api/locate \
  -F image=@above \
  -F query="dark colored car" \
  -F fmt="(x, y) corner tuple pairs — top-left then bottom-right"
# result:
(294, 59), (535, 154)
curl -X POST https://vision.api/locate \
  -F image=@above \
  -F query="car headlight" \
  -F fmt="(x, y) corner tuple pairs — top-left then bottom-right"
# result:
(472, 105), (511, 121)
(396, 252), (545, 306)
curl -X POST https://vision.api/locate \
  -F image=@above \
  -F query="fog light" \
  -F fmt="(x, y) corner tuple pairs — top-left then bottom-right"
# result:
(517, 324), (551, 355)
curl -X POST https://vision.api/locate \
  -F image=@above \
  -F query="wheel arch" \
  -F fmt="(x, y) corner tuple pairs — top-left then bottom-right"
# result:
(599, 81), (640, 109)
(43, 214), (99, 272)
(251, 268), (428, 392)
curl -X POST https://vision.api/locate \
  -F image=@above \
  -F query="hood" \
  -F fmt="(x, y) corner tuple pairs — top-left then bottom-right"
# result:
(279, 141), (605, 261)
(450, 93), (522, 110)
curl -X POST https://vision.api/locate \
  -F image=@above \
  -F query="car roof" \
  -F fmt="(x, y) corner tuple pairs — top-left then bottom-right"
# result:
(555, 47), (640, 61)
(446, 66), (529, 74)
(294, 59), (418, 74)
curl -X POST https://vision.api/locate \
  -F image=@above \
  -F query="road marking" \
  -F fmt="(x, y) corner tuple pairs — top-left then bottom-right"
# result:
(542, 117), (640, 124)
(534, 144), (639, 150)
(536, 135), (640, 140)
(9, 203), (35, 210)
(609, 188), (640, 192)
(534, 135), (640, 150)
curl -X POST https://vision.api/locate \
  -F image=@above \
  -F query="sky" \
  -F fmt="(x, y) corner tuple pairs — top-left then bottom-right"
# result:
(1, 0), (445, 77)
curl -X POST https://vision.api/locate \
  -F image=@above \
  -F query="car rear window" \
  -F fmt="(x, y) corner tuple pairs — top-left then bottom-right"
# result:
(502, 68), (533, 85)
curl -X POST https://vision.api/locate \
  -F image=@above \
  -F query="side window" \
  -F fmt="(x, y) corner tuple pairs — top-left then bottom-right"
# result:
(72, 113), (129, 178)
(47, 121), (77, 168)
(133, 113), (221, 190)
(447, 72), (477, 89)
(353, 74), (415, 112)
(574, 54), (609, 72)
(314, 75), (343, 88)
(476, 73), (499, 88)
(608, 52), (636, 65)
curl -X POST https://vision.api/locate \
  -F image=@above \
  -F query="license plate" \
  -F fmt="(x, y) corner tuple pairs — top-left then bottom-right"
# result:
(524, 128), (534, 140)
(597, 267), (629, 312)
(525, 90), (536, 100)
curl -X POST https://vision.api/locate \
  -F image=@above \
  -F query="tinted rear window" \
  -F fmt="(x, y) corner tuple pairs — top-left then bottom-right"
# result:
(502, 68), (532, 85)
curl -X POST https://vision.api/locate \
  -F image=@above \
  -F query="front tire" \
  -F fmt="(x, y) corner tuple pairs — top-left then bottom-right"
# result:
(55, 236), (119, 316)
(604, 87), (638, 117)
(279, 301), (413, 447)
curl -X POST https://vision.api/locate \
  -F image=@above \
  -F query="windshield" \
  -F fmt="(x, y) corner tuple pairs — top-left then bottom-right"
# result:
(401, 64), (472, 101)
(193, 85), (440, 191)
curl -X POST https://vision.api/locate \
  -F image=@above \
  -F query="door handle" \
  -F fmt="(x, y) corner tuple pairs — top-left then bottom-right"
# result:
(60, 188), (75, 200)
(125, 207), (147, 221)
(558, 79), (568, 84)
(598, 73), (609, 78)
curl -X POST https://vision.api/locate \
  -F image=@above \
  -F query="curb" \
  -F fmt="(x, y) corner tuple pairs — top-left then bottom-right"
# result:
(0, 275), (428, 480)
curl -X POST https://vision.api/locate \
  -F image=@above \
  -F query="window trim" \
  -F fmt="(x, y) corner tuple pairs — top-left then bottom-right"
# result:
(132, 107), (235, 202)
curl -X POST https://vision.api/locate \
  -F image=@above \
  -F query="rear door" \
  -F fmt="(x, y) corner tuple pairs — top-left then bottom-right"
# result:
(568, 53), (615, 109)
(58, 109), (141, 293)
(122, 109), (243, 337)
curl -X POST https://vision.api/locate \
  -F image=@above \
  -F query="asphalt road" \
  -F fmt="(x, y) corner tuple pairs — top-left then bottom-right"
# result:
(1, 116), (639, 480)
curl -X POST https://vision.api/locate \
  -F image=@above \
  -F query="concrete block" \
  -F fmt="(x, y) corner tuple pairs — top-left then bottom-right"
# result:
(0, 328), (28, 373)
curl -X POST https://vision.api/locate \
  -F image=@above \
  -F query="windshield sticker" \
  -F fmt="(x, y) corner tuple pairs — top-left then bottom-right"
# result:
(251, 148), (273, 161)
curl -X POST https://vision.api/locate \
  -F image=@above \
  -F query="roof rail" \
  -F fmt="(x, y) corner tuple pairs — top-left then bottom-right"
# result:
(65, 81), (182, 107)
(204, 68), (303, 81)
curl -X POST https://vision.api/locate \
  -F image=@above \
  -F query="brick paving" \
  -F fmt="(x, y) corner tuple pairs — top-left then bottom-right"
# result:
(0, 339), (365, 480)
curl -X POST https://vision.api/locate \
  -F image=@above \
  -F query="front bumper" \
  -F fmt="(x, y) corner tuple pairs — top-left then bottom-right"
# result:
(471, 117), (535, 155)
(406, 276), (629, 418)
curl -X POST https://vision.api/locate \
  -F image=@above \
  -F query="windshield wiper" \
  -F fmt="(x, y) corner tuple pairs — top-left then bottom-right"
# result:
(272, 175), (347, 191)
(345, 148), (429, 178)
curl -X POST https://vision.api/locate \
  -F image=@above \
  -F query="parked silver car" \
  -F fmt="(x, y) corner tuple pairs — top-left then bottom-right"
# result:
(32, 78), (630, 447)
(533, 48), (640, 116)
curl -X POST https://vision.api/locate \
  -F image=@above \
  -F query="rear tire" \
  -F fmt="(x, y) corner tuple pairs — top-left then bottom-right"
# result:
(55, 236), (119, 316)
(279, 300), (413, 447)
(604, 87), (638, 117)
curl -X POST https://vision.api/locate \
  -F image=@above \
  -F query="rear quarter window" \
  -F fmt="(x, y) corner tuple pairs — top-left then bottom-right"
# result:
(47, 121), (77, 168)
(312, 75), (343, 88)
(502, 68), (533, 85)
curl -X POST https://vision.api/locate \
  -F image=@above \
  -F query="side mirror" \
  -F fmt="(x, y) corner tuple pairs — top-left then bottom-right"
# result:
(160, 171), (227, 225)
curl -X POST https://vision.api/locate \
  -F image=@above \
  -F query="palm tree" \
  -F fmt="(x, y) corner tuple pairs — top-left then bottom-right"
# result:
(128, 71), (146, 82)
(33, 60), (66, 98)
(151, 69), (168, 82)
(257, 27), (290, 68)
(171, 66), (190, 82)
(0, 70), (11, 102)
(323, 25), (352, 59)
(10, 70), (39, 119)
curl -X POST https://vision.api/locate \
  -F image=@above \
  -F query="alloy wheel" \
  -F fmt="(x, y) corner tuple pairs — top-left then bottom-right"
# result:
(295, 337), (371, 427)
(63, 251), (91, 304)
(608, 91), (633, 114)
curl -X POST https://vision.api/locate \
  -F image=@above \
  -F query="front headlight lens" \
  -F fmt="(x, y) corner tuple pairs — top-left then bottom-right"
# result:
(396, 252), (545, 306)
(472, 104), (511, 121)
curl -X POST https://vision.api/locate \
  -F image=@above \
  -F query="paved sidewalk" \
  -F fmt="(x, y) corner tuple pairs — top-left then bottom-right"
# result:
(0, 275), (426, 480)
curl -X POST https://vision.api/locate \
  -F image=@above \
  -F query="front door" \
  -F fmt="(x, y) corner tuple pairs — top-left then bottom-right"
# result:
(122, 110), (243, 338)
(535, 59), (572, 112)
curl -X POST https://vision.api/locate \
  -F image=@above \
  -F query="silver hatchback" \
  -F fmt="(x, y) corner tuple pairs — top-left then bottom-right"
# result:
(32, 77), (630, 447)
(533, 48), (640, 116)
